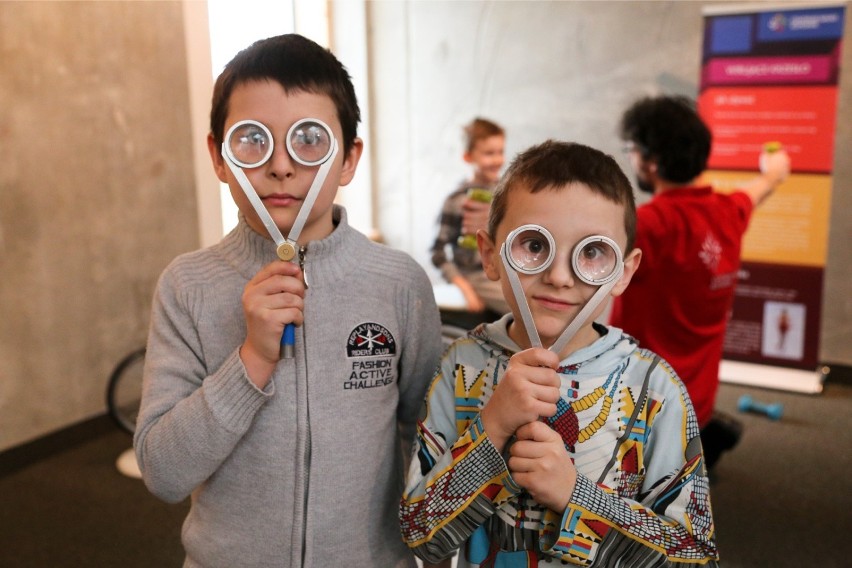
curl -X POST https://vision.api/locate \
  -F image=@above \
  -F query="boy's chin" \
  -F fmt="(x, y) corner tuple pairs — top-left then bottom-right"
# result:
(508, 319), (571, 351)
(539, 333), (565, 351)
(537, 317), (583, 348)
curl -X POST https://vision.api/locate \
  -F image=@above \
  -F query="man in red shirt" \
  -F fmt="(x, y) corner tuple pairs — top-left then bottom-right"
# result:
(609, 95), (790, 470)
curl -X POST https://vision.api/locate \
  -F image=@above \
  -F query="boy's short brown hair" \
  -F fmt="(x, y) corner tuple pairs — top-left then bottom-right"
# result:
(463, 117), (504, 153)
(209, 34), (361, 155)
(488, 140), (637, 252)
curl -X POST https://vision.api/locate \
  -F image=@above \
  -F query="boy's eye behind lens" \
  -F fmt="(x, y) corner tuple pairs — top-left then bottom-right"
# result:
(576, 243), (616, 281)
(290, 123), (331, 163)
(510, 229), (552, 271)
(229, 123), (270, 166)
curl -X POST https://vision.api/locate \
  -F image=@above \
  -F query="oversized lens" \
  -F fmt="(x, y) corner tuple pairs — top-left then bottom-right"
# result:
(286, 118), (334, 166)
(506, 225), (555, 274)
(224, 120), (273, 168)
(572, 235), (621, 285)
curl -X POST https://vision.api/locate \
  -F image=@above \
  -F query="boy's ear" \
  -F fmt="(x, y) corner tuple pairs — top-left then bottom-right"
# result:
(462, 151), (474, 165)
(207, 133), (229, 183)
(477, 230), (501, 281)
(338, 138), (364, 187)
(611, 247), (642, 297)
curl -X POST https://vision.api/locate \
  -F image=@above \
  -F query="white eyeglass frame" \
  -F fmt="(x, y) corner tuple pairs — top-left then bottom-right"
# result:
(500, 224), (624, 355)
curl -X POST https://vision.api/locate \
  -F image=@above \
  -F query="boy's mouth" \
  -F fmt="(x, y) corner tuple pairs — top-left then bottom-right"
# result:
(262, 193), (301, 207)
(532, 294), (577, 312)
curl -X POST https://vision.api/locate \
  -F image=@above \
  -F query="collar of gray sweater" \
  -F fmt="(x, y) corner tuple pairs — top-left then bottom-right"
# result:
(220, 204), (368, 287)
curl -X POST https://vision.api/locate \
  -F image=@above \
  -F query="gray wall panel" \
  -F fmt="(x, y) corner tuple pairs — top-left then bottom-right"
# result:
(0, 1), (199, 450)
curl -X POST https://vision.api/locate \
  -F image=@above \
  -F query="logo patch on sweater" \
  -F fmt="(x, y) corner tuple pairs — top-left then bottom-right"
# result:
(346, 323), (397, 390)
(347, 323), (397, 357)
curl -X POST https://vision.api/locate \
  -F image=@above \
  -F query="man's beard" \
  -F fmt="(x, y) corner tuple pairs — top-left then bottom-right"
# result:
(635, 176), (655, 195)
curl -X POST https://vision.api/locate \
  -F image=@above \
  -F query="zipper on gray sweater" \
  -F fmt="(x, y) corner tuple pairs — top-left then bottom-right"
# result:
(299, 245), (309, 288)
(299, 243), (311, 567)
(300, 393), (312, 566)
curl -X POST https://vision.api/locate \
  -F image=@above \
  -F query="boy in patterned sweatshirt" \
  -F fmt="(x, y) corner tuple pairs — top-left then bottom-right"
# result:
(400, 140), (718, 567)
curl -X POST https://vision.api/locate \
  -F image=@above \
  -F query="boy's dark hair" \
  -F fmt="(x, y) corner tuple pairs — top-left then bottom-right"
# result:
(619, 95), (711, 184)
(210, 34), (361, 155)
(464, 117), (504, 153)
(488, 140), (637, 252)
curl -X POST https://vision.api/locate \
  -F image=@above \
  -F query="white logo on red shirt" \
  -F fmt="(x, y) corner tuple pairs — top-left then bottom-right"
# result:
(699, 233), (722, 271)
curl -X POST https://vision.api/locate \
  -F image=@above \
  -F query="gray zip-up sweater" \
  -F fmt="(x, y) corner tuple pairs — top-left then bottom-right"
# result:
(134, 206), (443, 568)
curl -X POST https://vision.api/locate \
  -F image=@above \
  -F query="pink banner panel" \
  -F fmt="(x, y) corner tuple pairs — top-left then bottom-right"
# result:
(702, 53), (837, 86)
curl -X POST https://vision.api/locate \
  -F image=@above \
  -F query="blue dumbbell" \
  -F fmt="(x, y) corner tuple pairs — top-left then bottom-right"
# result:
(737, 395), (783, 421)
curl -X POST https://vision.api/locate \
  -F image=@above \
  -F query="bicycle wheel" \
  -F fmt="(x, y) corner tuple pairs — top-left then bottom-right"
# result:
(106, 347), (146, 434)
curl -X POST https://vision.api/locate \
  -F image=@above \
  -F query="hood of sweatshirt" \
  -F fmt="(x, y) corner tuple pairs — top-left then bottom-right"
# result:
(472, 313), (639, 375)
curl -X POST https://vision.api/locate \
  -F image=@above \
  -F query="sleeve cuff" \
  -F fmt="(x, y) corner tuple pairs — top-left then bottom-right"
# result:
(202, 349), (272, 434)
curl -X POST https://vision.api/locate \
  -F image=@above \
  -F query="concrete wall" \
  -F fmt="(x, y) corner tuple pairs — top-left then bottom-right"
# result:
(367, 0), (852, 368)
(0, 1), (199, 450)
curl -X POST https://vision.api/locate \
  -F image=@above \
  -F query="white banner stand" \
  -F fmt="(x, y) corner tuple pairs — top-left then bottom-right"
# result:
(720, 359), (828, 394)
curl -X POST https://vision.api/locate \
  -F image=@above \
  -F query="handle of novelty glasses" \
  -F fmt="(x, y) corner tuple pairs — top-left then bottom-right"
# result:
(280, 324), (296, 359)
(222, 152), (298, 360)
(276, 140), (339, 360)
(500, 244), (543, 349)
(548, 269), (622, 356)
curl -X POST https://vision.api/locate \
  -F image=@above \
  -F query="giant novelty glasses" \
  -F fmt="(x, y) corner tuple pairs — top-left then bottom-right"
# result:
(222, 118), (339, 358)
(500, 224), (624, 355)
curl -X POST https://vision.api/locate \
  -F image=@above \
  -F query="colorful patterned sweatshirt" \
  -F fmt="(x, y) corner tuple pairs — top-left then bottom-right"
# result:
(400, 315), (719, 567)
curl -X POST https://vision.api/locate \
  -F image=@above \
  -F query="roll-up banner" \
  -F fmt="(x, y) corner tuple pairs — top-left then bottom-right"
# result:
(699, 2), (846, 393)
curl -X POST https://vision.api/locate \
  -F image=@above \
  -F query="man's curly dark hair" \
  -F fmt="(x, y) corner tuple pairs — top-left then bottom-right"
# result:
(619, 95), (711, 184)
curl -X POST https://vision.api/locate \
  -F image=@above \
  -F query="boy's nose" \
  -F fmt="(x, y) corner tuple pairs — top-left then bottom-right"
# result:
(266, 144), (296, 179)
(541, 256), (575, 288)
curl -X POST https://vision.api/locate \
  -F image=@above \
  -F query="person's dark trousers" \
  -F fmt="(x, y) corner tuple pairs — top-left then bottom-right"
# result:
(701, 412), (743, 471)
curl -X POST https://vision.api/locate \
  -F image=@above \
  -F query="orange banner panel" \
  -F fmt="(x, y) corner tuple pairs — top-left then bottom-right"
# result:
(706, 170), (831, 267)
(699, 86), (838, 173)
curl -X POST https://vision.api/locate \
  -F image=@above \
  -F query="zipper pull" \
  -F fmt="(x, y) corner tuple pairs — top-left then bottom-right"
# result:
(299, 245), (309, 289)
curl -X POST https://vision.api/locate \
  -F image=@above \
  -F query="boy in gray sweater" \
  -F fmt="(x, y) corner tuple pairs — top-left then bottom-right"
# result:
(134, 34), (443, 567)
